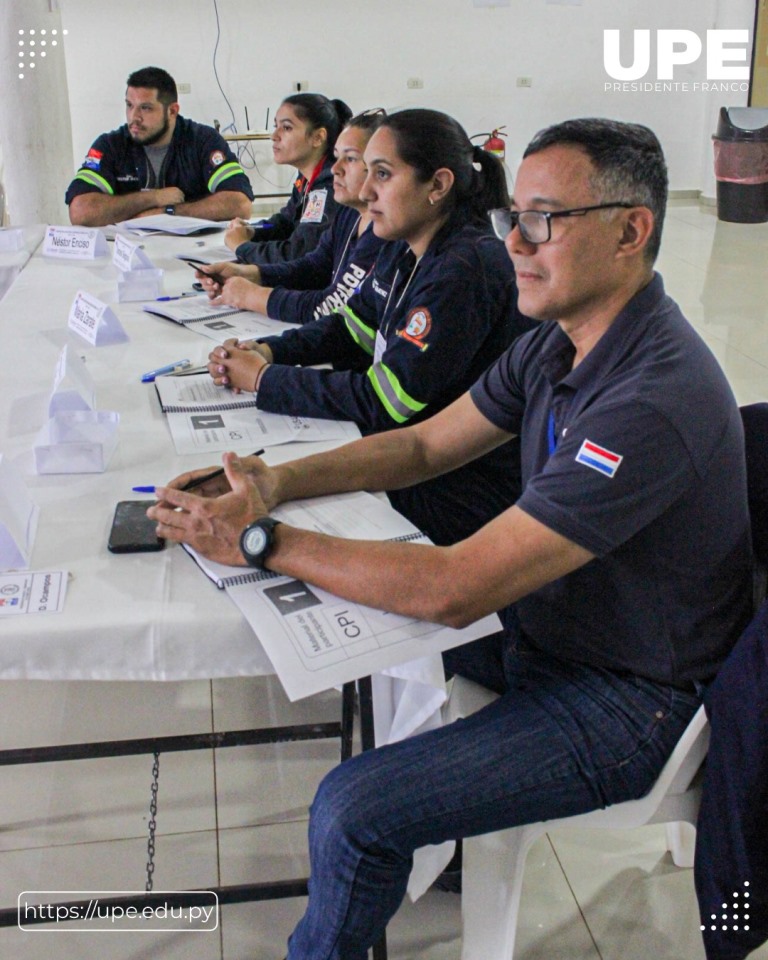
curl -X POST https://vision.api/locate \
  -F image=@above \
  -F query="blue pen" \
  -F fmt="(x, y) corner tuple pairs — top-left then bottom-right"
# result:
(141, 359), (192, 383)
(155, 293), (197, 301)
(132, 448), (266, 495)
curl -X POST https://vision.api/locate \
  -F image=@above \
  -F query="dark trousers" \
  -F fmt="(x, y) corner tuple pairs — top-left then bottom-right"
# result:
(695, 599), (768, 960)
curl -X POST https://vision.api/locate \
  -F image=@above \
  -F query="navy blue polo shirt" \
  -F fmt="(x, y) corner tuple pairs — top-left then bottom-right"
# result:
(470, 273), (752, 686)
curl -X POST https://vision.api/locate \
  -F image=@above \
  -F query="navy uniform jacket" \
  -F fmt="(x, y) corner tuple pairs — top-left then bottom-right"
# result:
(259, 206), (385, 325)
(256, 219), (536, 544)
(235, 158), (338, 266)
(65, 116), (253, 205)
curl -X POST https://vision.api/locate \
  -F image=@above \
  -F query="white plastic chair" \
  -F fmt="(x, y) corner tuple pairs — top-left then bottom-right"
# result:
(444, 678), (710, 960)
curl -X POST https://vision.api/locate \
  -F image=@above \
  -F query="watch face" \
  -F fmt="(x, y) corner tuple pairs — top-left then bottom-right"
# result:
(242, 525), (269, 557)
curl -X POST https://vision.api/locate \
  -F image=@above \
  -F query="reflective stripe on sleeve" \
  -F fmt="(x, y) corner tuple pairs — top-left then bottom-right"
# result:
(367, 362), (427, 423)
(341, 304), (375, 356)
(208, 161), (246, 192)
(74, 170), (114, 195)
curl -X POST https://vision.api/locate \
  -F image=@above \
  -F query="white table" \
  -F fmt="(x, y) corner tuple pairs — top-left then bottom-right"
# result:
(0, 228), (451, 918)
(0, 228), (447, 720)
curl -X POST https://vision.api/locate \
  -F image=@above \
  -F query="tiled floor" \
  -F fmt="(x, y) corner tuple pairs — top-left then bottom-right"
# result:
(1, 202), (768, 959)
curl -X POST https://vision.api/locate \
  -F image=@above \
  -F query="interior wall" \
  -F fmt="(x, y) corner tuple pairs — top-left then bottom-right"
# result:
(1, 0), (74, 225)
(59, 0), (754, 199)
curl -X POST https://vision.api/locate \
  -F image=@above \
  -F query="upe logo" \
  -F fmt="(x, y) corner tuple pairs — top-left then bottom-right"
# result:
(604, 29), (749, 81)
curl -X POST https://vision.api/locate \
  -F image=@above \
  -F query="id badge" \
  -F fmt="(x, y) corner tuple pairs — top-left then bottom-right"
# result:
(374, 330), (387, 365)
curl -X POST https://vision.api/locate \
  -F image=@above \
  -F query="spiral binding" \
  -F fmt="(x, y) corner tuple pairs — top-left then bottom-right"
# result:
(222, 567), (280, 588)
(220, 531), (427, 587)
(183, 308), (244, 324)
(162, 400), (258, 413)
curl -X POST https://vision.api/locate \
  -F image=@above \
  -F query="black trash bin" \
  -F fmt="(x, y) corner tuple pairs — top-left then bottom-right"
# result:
(712, 107), (768, 223)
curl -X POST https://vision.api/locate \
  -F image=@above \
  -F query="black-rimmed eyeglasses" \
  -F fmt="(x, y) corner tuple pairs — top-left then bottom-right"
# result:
(489, 203), (636, 245)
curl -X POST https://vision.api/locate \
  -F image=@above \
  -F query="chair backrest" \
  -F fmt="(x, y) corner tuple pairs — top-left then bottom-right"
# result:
(658, 704), (709, 797)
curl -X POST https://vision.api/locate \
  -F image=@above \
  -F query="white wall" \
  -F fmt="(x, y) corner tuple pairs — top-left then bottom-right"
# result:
(1, 0), (74, 225)
(59, 0), (754, 197)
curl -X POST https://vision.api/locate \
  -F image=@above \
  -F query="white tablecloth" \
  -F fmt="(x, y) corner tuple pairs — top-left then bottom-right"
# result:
(0, 224), (447, 716)
(0, 226), (452, 898)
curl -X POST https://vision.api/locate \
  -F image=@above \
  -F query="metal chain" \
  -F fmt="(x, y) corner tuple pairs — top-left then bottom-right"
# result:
(145, 751), (160, 893)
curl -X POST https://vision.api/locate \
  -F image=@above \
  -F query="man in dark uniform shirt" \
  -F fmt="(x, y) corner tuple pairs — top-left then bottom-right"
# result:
(66, 66), (253, 227)
(148, 118), (752, 960)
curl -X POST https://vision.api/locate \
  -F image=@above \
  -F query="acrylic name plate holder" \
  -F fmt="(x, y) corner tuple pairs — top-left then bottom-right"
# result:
(33, 346), (119, 474)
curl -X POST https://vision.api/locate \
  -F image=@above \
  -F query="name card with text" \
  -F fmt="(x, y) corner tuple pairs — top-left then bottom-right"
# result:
(43, 226), (108, 260)
(68, 290), (128, 346)
(112, 232), (154, 272)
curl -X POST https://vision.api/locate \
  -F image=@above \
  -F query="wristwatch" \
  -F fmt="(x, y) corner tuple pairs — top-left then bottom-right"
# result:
(240, 517), (282, 569)
(165, 204), (176, 215)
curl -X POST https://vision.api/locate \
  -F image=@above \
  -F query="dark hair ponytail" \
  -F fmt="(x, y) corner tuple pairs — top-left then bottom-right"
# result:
(281, 93), (353, 157)
(471, 145), (509, 213)
(381, 109), (508, 225)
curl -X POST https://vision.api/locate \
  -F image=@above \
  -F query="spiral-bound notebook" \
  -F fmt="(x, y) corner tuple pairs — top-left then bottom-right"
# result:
(142, 296), (293, 344)
(154, 372), (361, 454)
(180, 489), (501, 701)
(142, 295), (245, 326)
(154, 371), (257, 414)
(182, 490), (427, 588)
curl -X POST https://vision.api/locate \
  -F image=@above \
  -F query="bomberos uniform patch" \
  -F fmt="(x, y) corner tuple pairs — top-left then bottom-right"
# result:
(397, 307), (432, 352)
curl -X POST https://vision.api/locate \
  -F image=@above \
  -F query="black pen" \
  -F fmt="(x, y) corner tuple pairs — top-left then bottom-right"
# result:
(132, 449), (265, 495)
(180, 448), (266, 491)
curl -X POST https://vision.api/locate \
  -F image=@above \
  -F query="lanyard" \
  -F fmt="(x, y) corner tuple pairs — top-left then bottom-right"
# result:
(548, 411), (557, 456)
(381, 255), (422, 338)
(330, 213), (361, 288)
(304, 157), (326, 193)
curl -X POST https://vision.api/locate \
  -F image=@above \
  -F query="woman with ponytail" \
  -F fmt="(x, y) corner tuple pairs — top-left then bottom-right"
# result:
(207, 108), (534, 544)
(225, 93), (352, 265)
(195, 110), (387, 326)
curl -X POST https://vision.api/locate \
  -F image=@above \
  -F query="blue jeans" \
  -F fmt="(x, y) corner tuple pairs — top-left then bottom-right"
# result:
(287, 634), (701, 960)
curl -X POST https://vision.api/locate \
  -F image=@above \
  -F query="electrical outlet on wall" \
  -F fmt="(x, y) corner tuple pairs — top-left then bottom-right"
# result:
(178, 82), (191, 94)
(516, 77), (533, 88)
(407, 78), (424, 89)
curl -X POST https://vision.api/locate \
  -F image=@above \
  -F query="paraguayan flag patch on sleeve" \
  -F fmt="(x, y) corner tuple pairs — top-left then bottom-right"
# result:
(575, 439), (623, 478)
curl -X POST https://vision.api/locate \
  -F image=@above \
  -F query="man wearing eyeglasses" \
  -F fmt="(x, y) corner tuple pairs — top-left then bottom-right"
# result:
(148, 118), (752, 960)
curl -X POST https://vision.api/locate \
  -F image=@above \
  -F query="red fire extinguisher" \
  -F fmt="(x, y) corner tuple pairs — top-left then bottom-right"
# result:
(483, 126), (507, 161)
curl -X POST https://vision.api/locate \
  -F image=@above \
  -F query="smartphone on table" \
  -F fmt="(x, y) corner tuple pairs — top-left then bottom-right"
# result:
(108, 500), (165, 553)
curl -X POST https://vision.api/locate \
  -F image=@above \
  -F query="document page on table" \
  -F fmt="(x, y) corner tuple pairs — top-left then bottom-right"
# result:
(208, 491), (500, 700)
(164, 406), (360, 455)
(181, 311), (294, 344)
(227, 571), (499, 702)
(121, 214), (225, 235)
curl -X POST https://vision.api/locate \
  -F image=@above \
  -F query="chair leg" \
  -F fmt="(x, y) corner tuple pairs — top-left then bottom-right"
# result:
(461, 824), (543, 960)
(665, 821), (697, 868)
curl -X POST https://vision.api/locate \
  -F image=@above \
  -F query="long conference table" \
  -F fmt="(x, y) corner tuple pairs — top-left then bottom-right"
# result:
(0, 223), (450, 939)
